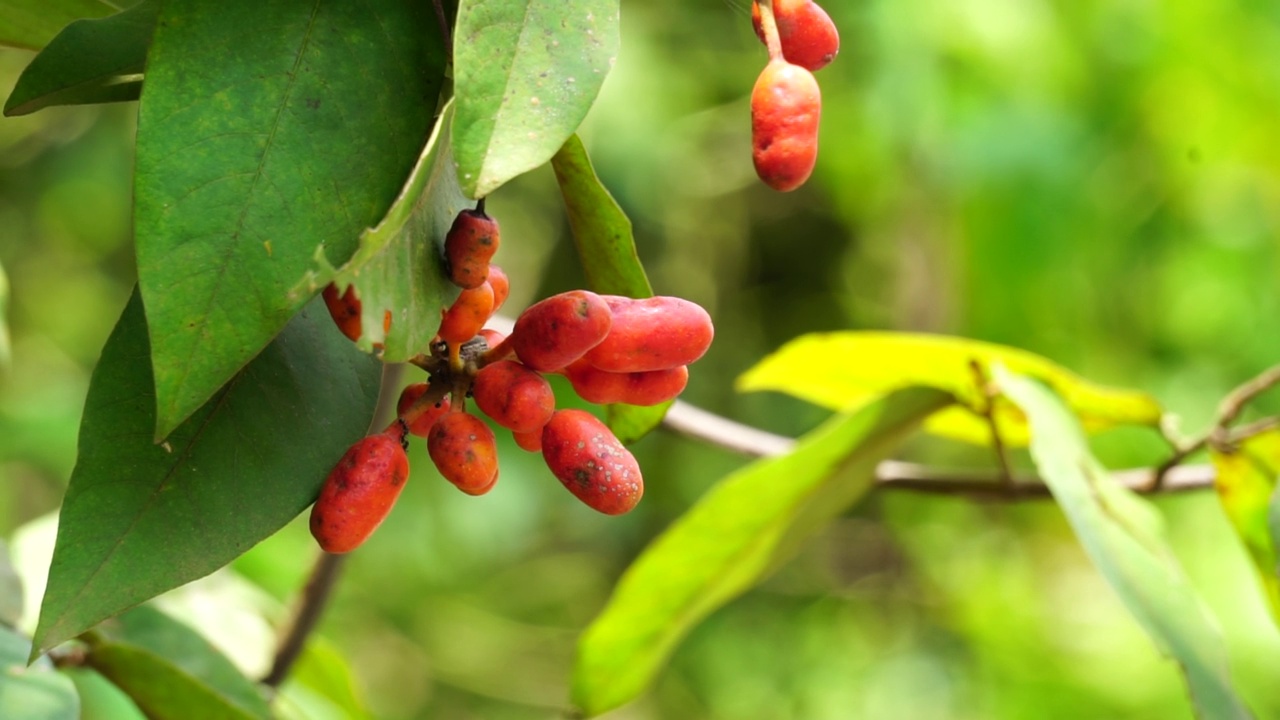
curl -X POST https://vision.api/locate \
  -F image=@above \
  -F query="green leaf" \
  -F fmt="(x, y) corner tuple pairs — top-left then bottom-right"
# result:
(32, 291), (382, 656)
(134, 0), (445, 439)
(452, 0), (619, 198)
(573, 387), (952, 716)
(64, 668), (146, 720)
(551, 134), (668, 442)
(86, 606), (270, 720)
(738, 332), (1162, 446)
(279, 638), (369, 720)
(0, 260), (10, 368)
(4, 0), (155, 117)
(1210, 430), (1280, 626)
(291, 101), (469, 361)
(997, 368), (1254, 720)
(0, 625), (78, 720)
(0, 0), (114, 51)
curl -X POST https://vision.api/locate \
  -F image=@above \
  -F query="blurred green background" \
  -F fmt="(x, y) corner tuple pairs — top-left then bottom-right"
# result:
(3, 0), (1280, 717)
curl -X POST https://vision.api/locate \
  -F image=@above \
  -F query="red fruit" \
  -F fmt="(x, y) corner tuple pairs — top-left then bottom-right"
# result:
(428, 412), (499, 495)
(541, 409), (642, 515)
(396, 382), (452, 437)
(472, 360), (556, 433)
(513, 429), (542, 452)
(488, 265), (510, 313)
(564, 361), (689, 406)
(438, 282), (496, 345)
(322, 283), (362, 342)
(478, 328), (507, 349)
(444, 207), (500, 289)
(309, 427), (410, 554)
(752, 0), (840, 71)
(583, 296), (714, 373)
(510, 290), (613, 372)
(751, 59), (821, 192)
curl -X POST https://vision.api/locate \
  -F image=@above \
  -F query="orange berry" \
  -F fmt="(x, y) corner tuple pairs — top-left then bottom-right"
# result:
(472, 360), (556, 433)
(438, 282), (496, 345)
(322, 283), (362, 342)
(510, 290), (613, 372)
(583, 296), (713, 372)
(396, 382), (452, 438)
(751, 59), (821, 192)
(428, 412), (499, 495)
(309, 427), (410, 553)
(541, 409), (642, 515)
(444, 207), (500, 289)
(751, 0), (840, 72)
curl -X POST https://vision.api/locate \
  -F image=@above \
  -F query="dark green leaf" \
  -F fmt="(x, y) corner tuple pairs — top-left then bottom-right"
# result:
(86, 606), (269, 720)
(452, 0), (619, 198)
(0, 625), (78, 720)
(551, 134), (667, 442)
(134, 0), (445, 439)
(64, 668), (146, 720)
(32, 291), (382, 656)
(0, 0), (114, 51)
(292, 102), (469, 360)
(998, 368), (1254, 720)
(573, 387), (952, 716)
(4, 0), (156, 117)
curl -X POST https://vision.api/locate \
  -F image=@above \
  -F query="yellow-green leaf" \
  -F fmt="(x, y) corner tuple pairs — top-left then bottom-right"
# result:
(1211, 430), (1280, 627)
(738, 332), (1160, 446)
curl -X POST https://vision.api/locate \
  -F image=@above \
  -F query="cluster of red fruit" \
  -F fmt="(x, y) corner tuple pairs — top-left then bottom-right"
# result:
(749, 0), (839, 192)
(310, 203), (714, 553)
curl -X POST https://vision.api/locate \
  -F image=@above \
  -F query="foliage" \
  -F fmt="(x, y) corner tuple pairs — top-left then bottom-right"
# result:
(1, 0), (1278, 718)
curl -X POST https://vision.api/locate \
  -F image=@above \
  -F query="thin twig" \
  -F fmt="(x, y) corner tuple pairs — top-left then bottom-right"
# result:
(1150, 362), (1280, 489)
(969, 359), (1015, 488)
(262, 363), (405, 689)
(432, 0), (453, 60)
(661, 400), (1216, 499)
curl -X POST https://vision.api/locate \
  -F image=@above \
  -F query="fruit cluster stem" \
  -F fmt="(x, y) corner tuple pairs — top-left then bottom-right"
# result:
(756, 0), (784, 61)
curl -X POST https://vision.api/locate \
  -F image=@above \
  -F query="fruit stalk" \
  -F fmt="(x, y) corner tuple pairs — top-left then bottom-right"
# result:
(756, 0), (784, 61)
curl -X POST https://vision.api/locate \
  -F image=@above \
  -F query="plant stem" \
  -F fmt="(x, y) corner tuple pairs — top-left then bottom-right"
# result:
(432, 0), (453, 60)
(756, 0), (784, 62)
(262, 363), (404, 689)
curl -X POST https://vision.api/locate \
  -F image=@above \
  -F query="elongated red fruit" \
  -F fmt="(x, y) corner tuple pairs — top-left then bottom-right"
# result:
(583, 296), (713, 372)
(309, 427), (410, 554)
(564, 361), (689, 406)
(397, 382), (452, 437)
(428, 412), (499, 495)
(438, 282), (495, 345)
(445, 207), (501, 289)
(488, 265), (510, 313)
(752, 0), (840, 72)
(322, 283), (362, 342)
(510, 290), (613, 372)
(751, 59), (821, 192)
(513, 429), (542, 452)
(541, 409), (642, 515)
(472, 360), (556, 433)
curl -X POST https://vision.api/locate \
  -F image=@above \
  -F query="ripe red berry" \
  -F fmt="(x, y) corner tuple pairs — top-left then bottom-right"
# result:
(428, 412), (499, 495)
(510, 290), (613, 372)
(564, 361), (689, 406)
(582, 296), (714, 373)
(322, 283), (362, 342)
(752, 0), (840, 72)
(488, 265), (510, 313)
(472, 360), (556, 433)
(438, 281), (496, 345)
(309, 427), (410, 554)
(541, 409), (643, 515)
(513, 429), (542, 452)
(444, 207), (500, 289)
(396, 382), (452, 438)
(751, 59), (821, 192)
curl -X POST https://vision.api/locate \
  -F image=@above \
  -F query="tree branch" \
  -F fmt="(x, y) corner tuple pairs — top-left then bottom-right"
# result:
(263, 363), (405, 689)
(661, 400), (1216, 499)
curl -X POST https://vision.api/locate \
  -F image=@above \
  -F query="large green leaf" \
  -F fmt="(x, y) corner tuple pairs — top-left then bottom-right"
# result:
(134, 0), (445, 439)
(32, 291), (382, 656)
(64, 668), (146, 720)
(551, 133), (669, 443)
(85, 606), (270, 720)
(0, 0), (114, 50)
(452, 0), (619, 198)
(291, 102), (469, 360)
(0, 625), (78, 720)
(4, 0), (155, 117)
(573, 387), (952, 716)
(998, 369), (1254, 720)
(738, 332), (1161, 446)
(1211, 430), (1280, 626)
